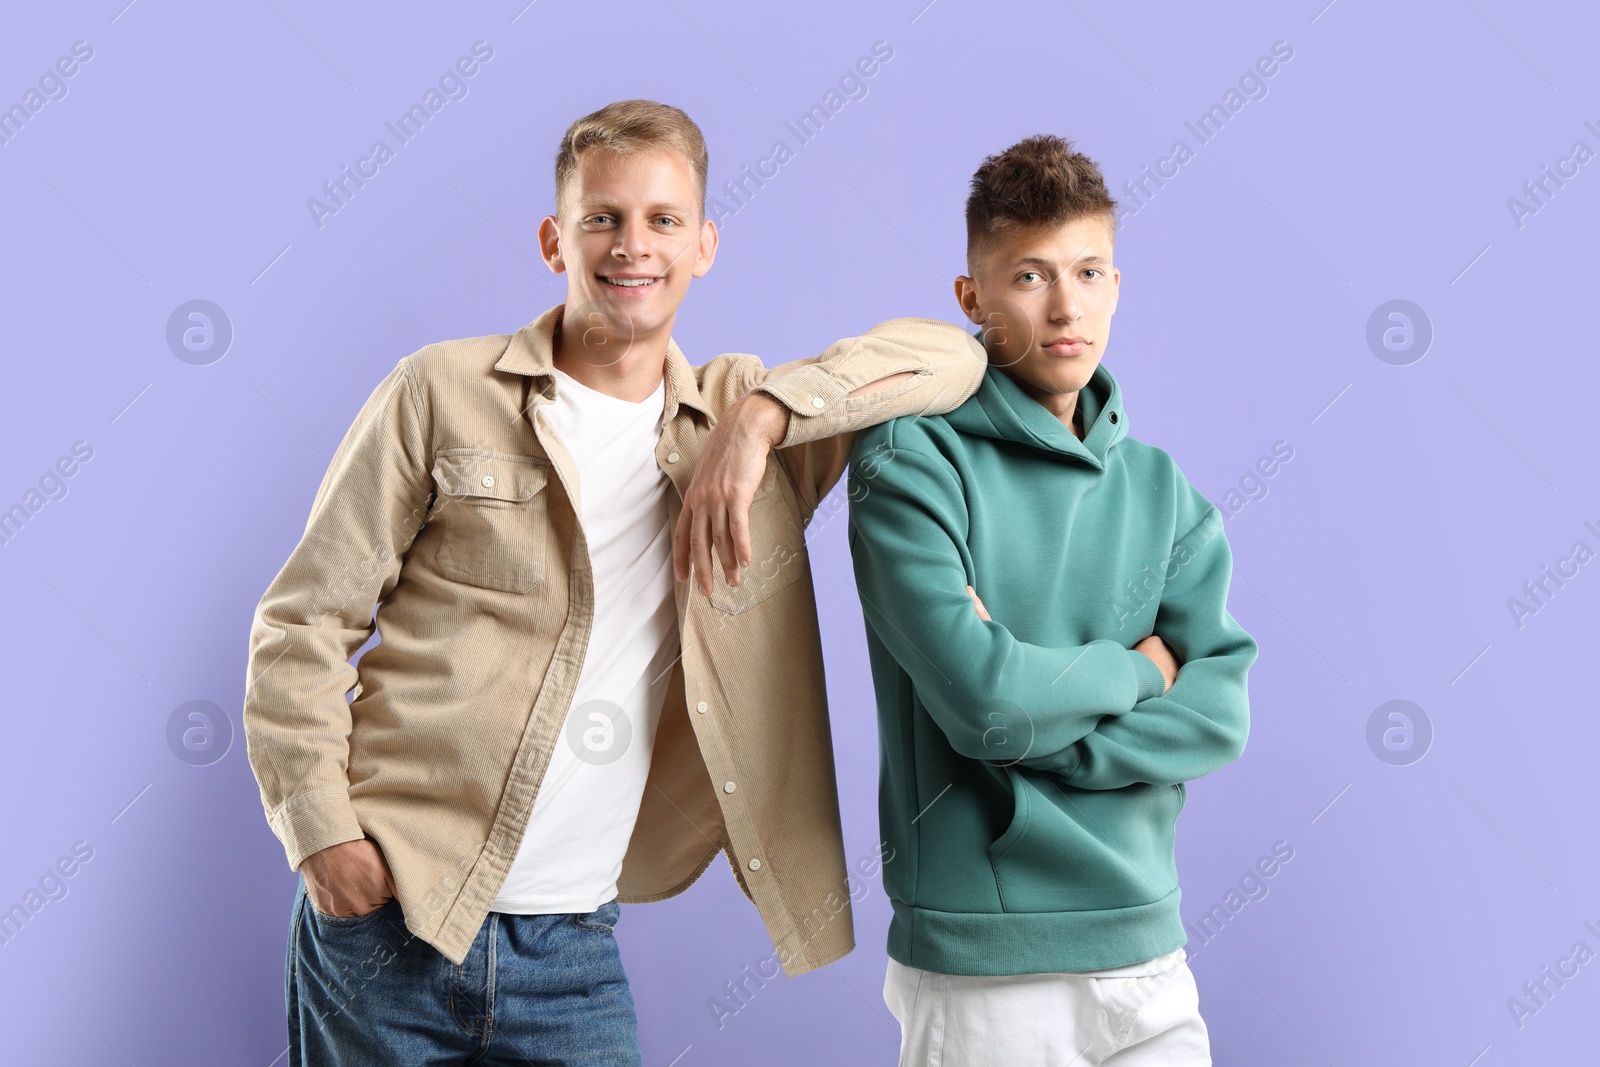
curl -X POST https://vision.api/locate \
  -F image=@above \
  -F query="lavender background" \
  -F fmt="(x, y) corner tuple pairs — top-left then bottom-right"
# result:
(2, 0), (1597, 1064)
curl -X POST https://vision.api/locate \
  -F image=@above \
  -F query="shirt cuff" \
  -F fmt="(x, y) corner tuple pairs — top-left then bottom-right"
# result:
(751, 365), (851, 449)
(271, 784), (366, 871)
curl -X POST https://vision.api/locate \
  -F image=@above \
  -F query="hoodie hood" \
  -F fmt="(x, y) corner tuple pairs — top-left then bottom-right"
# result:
(942, 337), (1129, 469)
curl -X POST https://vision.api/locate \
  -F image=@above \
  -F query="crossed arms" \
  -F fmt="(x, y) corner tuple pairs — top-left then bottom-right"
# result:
(847, 439), (1257, 790)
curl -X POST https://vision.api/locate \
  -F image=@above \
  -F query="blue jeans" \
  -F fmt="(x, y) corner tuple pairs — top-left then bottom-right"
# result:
(285, 876), (642, 1066)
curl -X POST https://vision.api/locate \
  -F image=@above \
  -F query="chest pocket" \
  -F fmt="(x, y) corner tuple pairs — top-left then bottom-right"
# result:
(430, 450), (551, 593)
(709, 459), (807, 615)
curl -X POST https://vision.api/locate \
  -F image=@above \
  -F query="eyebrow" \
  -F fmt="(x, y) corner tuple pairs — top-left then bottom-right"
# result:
(577, 198), (691, 214)
(1007, 254), (1112, 269)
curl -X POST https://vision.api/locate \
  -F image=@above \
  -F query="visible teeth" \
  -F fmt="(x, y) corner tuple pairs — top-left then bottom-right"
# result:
(606, 277), (656, 287)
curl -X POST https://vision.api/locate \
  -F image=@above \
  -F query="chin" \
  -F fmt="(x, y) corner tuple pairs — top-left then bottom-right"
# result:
(587, 302), (658, 335)
(1019, 366), (1084, 392)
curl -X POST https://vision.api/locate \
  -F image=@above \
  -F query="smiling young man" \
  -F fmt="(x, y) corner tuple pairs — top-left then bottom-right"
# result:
(244, 99), (984, 1066)
(846, 135), (1259, 1064)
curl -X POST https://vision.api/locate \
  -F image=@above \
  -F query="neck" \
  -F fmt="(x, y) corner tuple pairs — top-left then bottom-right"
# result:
(1006, 370), (1083, 439)
(552, 307), (670, 402)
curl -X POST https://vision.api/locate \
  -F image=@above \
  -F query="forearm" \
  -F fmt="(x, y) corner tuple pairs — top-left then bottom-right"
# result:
(752, 318), (985, 448)
(1050, 502), (1259, 788)
(244, 605), (370, 870)
(1046, 653), (1254, 788)
(927, 634), (1164, 766)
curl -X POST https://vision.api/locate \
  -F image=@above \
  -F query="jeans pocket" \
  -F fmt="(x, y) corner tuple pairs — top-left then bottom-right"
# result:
(571, 898), (621, 934)
(307, 896), (395, 929)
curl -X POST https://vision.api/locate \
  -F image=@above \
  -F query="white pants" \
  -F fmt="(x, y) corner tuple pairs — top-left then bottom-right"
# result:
(883, 948), (1211, 1066)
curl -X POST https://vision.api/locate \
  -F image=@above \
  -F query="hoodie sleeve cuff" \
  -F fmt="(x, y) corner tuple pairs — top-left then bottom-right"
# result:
(1129, 649), (1168, 701)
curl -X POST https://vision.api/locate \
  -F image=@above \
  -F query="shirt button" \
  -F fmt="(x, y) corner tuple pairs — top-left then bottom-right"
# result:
(666, 451), (681, 463)
(695, 701), (708, 713)
(481, 474), (495, 489)
(810, 396), (825, 409)
(747, 858), (762, 872)
(723, 781), (737, 794)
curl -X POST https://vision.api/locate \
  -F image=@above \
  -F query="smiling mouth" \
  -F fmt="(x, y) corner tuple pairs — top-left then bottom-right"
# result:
(599, 275), (662, 289)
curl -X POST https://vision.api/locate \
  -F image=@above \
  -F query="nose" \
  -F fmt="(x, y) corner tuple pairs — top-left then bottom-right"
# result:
(612, 218), (650, 262)
(1045, 277), (1081, 324)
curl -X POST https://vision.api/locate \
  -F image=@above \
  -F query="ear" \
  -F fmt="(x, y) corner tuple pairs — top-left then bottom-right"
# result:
(953, 275), (984, 326)
(538, 215), (564, 274)
(690, 217), (719, 279)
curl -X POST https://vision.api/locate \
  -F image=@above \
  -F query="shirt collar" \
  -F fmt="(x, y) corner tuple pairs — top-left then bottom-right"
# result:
(495, 303), (716, 423)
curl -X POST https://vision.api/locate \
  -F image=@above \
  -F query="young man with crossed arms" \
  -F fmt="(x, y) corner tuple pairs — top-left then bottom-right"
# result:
(849, 135), (1259, 1065)
(244, 99), (984, 1065)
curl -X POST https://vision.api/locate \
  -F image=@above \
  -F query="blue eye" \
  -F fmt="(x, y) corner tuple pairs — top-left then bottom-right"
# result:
(1019, 271), (1042, 284)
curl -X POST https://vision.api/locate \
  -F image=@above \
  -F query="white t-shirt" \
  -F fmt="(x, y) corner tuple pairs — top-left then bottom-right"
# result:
(490, 366), (680, 914)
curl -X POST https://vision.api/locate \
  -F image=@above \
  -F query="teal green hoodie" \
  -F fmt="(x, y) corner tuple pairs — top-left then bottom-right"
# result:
(846, 355), (1258, 976)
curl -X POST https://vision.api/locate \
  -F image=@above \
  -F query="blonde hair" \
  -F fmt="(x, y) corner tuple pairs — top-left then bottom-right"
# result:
(554, 99), (709, 217)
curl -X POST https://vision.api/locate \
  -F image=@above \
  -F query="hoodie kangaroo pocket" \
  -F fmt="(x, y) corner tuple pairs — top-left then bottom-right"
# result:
(987, 771), (1180, 913)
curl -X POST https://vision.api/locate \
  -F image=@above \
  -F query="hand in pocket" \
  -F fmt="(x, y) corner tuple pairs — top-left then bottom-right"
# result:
(301, 838), (397, 918)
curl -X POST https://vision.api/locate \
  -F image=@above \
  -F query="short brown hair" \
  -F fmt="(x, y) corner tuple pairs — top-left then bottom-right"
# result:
(554, 99), (709, 217)
(965, 134), (1117, 271)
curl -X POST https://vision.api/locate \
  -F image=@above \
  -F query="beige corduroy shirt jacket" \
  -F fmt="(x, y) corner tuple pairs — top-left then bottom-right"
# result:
(243, 304), (986, 975)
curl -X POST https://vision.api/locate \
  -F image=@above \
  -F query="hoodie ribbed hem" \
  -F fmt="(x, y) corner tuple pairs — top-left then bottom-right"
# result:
(886, 888), (1186, 976)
